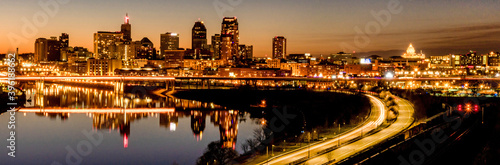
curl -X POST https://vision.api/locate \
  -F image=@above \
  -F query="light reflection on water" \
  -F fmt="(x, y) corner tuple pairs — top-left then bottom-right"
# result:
(0, 83), (262, 165)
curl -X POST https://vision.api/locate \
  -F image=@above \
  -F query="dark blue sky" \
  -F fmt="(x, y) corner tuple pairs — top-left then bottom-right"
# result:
(2, 0), (500, 57)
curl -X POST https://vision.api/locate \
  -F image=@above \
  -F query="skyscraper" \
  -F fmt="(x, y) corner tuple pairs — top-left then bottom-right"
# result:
(161, 32), (179, 52)
(34, 38), (48, 63)
(59, 33), (70, 61)
(121, 13), (132, 42)
(93, 31), (123, 59)
(220, 17), (239, 63)
(245, 45), (253, 60)
(238, 45), (253, 60)
(47, 37), (61, 61)
(192, 21), (207, 50)
(272, 36), (286, 59)
(59, 33), (69, 48)
(211, 34), (221, 59)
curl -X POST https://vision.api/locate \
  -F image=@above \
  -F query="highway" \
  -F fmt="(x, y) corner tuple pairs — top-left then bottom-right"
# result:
(256, 94), (386, 165)
(303, 95), (414, 165)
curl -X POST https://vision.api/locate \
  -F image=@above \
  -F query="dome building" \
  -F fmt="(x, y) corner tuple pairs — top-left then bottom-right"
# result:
(402, 43), (425, 59)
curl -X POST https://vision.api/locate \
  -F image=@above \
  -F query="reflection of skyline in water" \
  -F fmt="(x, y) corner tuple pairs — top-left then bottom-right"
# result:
(23, 83), (246, 150)
(28, 83), (226, 109)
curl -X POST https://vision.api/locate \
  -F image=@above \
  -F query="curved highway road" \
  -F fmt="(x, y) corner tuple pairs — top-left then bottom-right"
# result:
(256, 94), (387, 165)
(304, 95), (414, 165)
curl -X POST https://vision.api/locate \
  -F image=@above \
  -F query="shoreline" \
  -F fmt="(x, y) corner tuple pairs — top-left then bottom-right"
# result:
(173, 88), (372, 163)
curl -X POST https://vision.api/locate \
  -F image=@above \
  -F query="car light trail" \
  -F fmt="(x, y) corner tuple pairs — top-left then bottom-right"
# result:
(259, 94), (386, 165)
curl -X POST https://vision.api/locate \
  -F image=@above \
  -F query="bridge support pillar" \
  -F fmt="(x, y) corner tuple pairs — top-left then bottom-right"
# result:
(165, 80), (175, 92)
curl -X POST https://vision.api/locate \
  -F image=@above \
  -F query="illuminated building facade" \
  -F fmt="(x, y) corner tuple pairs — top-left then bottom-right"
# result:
(136, 37), (157, 60)
(86, 58), (122, 75)
(34, 38), (48, 63)
(306, 64), (340, 78)
(64, 47), (92, 74)
(329, 52), (353, 65)
(183, 59), (223, 71)
(238, 45), (253, 60)
(192, 21), (207, 50)
(280, 61), (308, 77)
(59, 33), (69, 48)
(163, 50), (185, 68)
(272, 36), (287, 59)
(218, 67), (291, 77)
(487, 52), (500, 70)
(160, 32), (180, 53)
(452, 51), (486, 68)
(220, 17), (239, 64)
(93, 31), (124, 59)
(59, 33), (70, 61)
(211, 34), (221, 59)
(245, 45), (253, 60)
(402, 43), (425, 59)
(429, 55), (452, 69)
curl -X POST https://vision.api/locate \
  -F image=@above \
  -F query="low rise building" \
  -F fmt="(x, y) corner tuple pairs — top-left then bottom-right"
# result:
(87, 58), (122, 76)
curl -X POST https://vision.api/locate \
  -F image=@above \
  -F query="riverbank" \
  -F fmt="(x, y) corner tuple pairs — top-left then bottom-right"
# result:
(173, 89), (371, 163)
(174, 89), (371, 130)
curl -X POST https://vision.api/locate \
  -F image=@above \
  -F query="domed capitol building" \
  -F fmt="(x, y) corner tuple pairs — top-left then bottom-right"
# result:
(402, 43), (425, 59)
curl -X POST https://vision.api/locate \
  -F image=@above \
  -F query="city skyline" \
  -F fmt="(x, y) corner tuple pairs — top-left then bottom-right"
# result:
(2, 0), (500, 57)
(4, 1), (500, 165)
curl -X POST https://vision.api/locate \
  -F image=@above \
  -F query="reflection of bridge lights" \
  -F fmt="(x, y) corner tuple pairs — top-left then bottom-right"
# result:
(170, 122), (176, 132)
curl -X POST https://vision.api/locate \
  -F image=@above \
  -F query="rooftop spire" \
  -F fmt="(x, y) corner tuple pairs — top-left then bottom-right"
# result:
(125, 13), (129, 24)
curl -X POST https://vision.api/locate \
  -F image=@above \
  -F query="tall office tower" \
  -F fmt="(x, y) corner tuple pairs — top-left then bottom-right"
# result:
(192, 20), (207, 50)
(35, 38), (48, 63)
(47, 37), (61, 61)
(161, 32), (180, 52)
(211, 34), (221, 59)
(59, 33), (69, 48)
(121, 13), (132, 42)
(245, 45), (253, 60)
(238, 45), (247, 60)
(272, 36), (287, 59)
(237, 45), (254, 60)
(94, 31), (124, 59)
(220, 17), (239, 63)
(59, 33), (70, 61)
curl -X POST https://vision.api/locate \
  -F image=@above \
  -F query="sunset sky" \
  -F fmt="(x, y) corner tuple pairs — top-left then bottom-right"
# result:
(2, 0), (500, 57)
